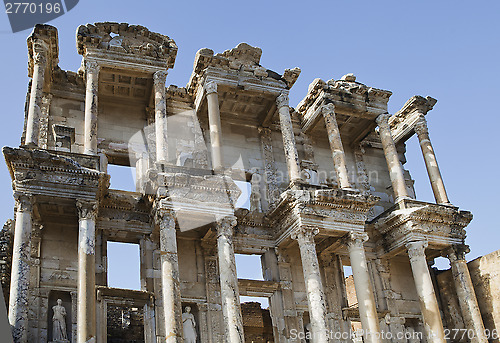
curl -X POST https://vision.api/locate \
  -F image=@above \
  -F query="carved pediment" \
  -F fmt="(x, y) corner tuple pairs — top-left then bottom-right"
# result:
(77, 22), (177, 68)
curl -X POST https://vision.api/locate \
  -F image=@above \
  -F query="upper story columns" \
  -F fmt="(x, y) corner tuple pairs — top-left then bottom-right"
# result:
(204, 81), (225, 174)
(414, 116), (450, 205)
(83, 60), (101, 155)
(276, 92), (301, 185)
(25, 40), (48, 147)
(154, 70), (169, 164)
(376, 114), (410, 202)
(321, 103), (351, 189)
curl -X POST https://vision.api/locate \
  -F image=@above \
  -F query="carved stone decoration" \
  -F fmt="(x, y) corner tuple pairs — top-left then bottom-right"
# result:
(153, 70), (168, 87)
(85, 60), (100, 76)
(258, 127), (280, 206)
(204, 80), (218, 94)
(405, 240), (428, 262)
(52, 299), (69, 342)
(14, 193), (34, 213)
(38, 94), (52, 149)
(354, 145), (371, 191)
(76, 200), (98, 222)
(275, 92), (289, 109)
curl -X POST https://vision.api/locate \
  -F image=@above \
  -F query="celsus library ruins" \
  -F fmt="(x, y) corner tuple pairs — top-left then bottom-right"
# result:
(1, 22), (499, 343)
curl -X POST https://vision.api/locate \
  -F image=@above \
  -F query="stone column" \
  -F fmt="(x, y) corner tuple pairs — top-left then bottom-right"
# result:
(216, 216), (245, 343)
(321, 103), (351, 189)
(156, 208), (183, 342)
(84, 60), (100, 155)
(376, 114), (409, 202)
(8, 194), (33, 343)
(276, 92), (301, 184)
(446, 245), (488, 343)
(205, 81), (225, 174)
(342, 232), (381, 343)
(414, 116), (450, 205)
(154, 70), (168, 164)
(25, 40), (47, 147)
(76, 200), (98, 343)
(291, 227), (330, 343)
(405, 240), (445, 343)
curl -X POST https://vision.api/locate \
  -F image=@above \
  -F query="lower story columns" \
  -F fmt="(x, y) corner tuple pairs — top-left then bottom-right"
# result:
(446, 245), (488, 343)
(216, 216), (245, 343)
(76, 200), (98, 343)
(343, 232), (381, 343)
(292, 227), (330, 343)
(406, 240), (446, 343)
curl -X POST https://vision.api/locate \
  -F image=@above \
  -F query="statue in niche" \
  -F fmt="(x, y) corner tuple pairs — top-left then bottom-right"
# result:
(52, 299), (69, 342)
(182, 306), (197, 343)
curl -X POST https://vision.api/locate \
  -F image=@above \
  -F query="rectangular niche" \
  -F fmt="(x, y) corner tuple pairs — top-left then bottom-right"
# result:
(181, 303), (200, 343)
(48, 290), (72, 343)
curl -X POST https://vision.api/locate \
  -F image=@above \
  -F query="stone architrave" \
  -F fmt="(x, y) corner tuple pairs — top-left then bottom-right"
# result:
(276, 92), (301, 184)
(83, 60), (100, 155)
(76, 200), (98, 343)
(205, 81), (225, 174)
(406, 240), (446, 343)
(376, 114), (409, 202)
(446, 245), (488, 343)
(25, 40), (47, 146)
(414, 116), (450, 205)
(8, 193), (33, 343)
(156, 208), (183, 342)
(321, 103), (351, 189)
(154, 70), (168, 164)
(342, 231), (381, 343)
(216, 216), (245, 343)
(291, 227), (330, 343)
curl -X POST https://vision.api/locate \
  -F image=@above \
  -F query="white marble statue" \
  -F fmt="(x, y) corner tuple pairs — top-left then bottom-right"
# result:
(52, 299), (69, 342)
(182, 306), (197, 343)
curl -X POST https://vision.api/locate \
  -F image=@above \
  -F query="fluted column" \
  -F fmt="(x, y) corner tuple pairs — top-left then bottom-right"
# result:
(292, 227), (329, 343)
(406, 240), (445, 343)
(76, 200), (98, 343)
(321, 103), (351, 189)
(156, 208), (183, 342)
(216, 216), (244, 343)
(376, 114), (409, 202)
(342, 232), (381, 343)
(25, 40), (47, 146)
(446, 245), (487, 343)
(205, 81), (225, 174)
(276, 92), (301, 184)
(154, 70), (168, 164)
(414, 116), (450, 205)
(8, 194), (33, 343)
(84, 60), (100, 155)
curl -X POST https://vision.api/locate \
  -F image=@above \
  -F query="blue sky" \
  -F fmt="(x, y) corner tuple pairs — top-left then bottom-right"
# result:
(0, 1), (499, 293)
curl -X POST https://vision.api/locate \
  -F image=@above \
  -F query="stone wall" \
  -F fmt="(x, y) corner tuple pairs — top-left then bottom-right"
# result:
(0, 219), (13, 305)
(241, 302), (274, 343)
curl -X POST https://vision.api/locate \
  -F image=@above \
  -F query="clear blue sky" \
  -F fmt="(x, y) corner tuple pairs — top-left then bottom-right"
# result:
(0, 1), (499, 293)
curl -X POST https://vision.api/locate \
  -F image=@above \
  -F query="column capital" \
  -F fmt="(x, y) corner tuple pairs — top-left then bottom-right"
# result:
(445, 244), (470, 262)
(14, 193), (33, 212)
(204, 80), (218, 94)
(216, 216), (237, 238)
(153, 70), (168, 87)
(76, 200), (98, 221)
(85, 60), (100, 75)
(414, 115), (429, 138)
(276, 92), (289, 109)
(375, 113), (391, 129)
(155, 208), (176, 229)
(290, 227), (319, 243)
(320, 102), (335, 116)
(32, 39), (48, 66)
(405, 240), (428, 261)
(341, 231), (369, 249)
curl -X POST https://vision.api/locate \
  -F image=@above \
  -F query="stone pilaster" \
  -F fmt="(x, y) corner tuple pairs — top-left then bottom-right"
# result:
(154, 70), (168, 164)
(414, 116), (450, 205)
(8, 193), (33, 343)
(276, 92), (301, 184)
(38, 94), (52, 149)
(342, 232), (381, 343)
(446, 245), (488, 343)
(205, 81), (225, 174)
(291, 227), (330, 343)
(405, 240), (445, 343)
(321, 103), (351, 189)
(202, 241), (223, 343)
(216, 216), (244, 343)
(76, 199), (98, 343)
(258, 127), (280, 206)
(84, 60), (100, 155)
(376, 114), (409, 202)
(156, 208), (183, 342)
(25, 40), (47, 147)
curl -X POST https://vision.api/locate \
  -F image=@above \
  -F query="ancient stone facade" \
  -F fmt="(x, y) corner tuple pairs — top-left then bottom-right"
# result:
(1, 22), (497, 343)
